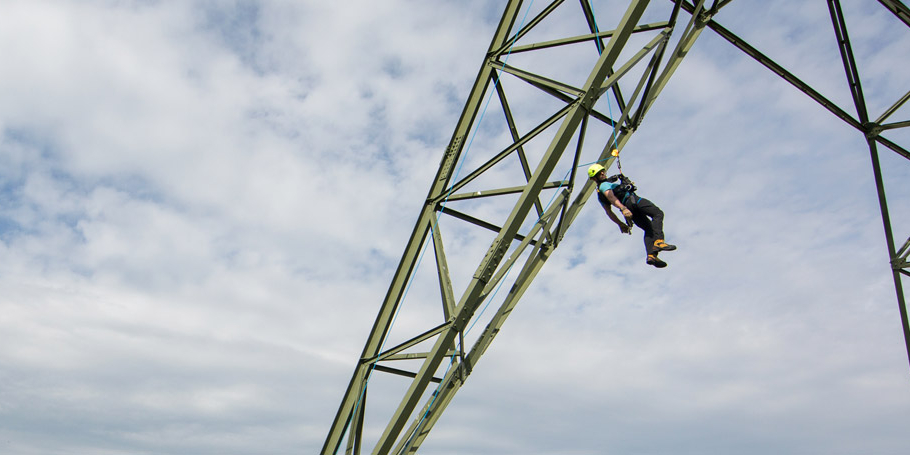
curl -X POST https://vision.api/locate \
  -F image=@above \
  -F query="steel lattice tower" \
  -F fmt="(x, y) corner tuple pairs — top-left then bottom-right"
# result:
(321, 1), (910, 454)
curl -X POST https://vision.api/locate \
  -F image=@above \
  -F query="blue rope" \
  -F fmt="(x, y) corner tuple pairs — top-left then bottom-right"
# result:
(466, 2), (628, 341)
(587, 0), (620, 153)
(590, 1), (604, 54)
(404, 0), (538, 440)
(336, 3), (537, 453)
(464, 0), (635, 353)
(341, 3), (625, 451)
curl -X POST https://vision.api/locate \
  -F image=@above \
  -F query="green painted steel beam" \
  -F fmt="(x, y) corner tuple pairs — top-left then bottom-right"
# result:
(321, 0), (718, 452)
(323, 1), (910, 454)
(322, 1), (703, 453)
(395, 195), (567, 454)
(319, 2), (527, 453)
(827, 0), (910, 370)
(878, 0), (910, 28)
(371, 4), (657, 451)
(674, 0), (910, 370)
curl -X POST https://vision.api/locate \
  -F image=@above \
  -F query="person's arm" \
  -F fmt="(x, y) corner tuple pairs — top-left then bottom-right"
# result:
(604, 189), (633, 219)
(601, 190), (632, 233)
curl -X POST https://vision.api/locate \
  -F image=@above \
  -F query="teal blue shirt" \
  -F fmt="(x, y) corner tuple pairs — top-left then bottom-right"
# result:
(599, 181), (639, 205)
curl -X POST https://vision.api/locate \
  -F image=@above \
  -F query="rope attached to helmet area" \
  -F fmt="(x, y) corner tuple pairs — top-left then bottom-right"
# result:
(580, 0), (626, 181)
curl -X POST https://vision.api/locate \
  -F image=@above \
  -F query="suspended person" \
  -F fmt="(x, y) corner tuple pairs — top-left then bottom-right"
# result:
(588, 163), (677, 268)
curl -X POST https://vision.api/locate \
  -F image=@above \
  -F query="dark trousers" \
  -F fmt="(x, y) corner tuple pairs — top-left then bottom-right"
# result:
(627, 197), (665, 255)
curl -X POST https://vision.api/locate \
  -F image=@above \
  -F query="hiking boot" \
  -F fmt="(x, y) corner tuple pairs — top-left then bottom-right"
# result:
(654, 239), (677, 251)
(647, 254), (667, 268)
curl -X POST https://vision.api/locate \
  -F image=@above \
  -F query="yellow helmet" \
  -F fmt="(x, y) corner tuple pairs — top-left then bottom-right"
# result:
(587, 163), (606, 178)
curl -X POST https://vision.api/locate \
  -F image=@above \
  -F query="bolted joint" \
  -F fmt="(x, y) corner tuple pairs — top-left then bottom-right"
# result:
(438, 135), (464, 181)
(863, 122), (883, 139)
(696, 10), (715, 28)
(476, 244), (507, 283)
(579, 95), (596, 112)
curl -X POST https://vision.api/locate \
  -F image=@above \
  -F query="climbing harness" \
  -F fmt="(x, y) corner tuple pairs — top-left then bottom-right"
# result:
(605, 172), (637, 200)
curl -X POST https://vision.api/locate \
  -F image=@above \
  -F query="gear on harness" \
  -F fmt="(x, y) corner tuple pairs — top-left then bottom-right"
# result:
(593, 175), (635, 231)
(589, 149), (636, 229)
(605, 173), (637, 194)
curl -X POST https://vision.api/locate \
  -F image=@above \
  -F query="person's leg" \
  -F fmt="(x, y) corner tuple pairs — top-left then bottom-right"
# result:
(630, 205), (656, 256)
(636, 198), (664, 242)
(630, 199), (668, 268)
(637, 198), (675, 252)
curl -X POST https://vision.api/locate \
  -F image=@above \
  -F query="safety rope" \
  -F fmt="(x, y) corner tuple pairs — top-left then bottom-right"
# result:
(402, 1), (539, 447)
(339, 2), (630, 451)
(335, 3), (538, 453)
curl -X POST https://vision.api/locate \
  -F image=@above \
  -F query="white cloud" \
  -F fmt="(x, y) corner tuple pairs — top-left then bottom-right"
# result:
(0, 1), (908, 454)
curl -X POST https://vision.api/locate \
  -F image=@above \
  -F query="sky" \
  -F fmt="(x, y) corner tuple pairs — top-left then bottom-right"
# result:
(1, 1), (909, 455)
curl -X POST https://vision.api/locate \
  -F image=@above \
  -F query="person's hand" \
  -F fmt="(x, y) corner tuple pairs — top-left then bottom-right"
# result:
(618, 223), (631, 234)
(620, 208), (633, 218)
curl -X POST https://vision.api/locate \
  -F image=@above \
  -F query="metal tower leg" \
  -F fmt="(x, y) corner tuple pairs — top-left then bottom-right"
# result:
(321, 1), (715, 453)
(828, 0), (910, 370)
(320, 5), (527, 453)
(323, 1), (910, 454)
(684, 0), (910, 373)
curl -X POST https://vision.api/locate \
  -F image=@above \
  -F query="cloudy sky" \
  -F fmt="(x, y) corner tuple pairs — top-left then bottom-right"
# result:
(1, 1), (909, 454)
